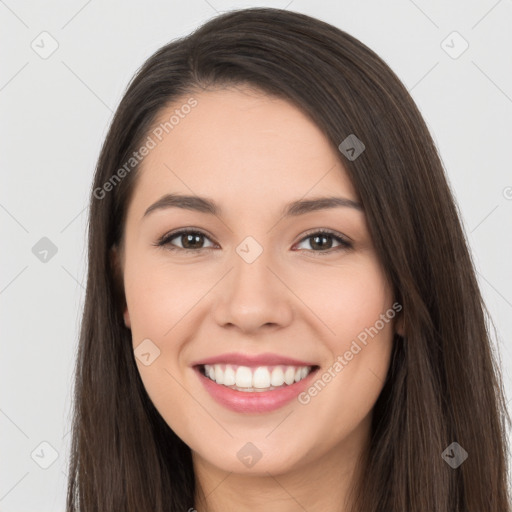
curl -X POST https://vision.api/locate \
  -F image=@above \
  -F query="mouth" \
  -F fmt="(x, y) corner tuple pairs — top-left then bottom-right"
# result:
(193, 362), (320, 413)
(198, 363), (318, 392)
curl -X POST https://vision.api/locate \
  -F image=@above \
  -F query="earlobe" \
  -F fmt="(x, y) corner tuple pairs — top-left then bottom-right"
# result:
(395, 312), (405, 338)
(123, 307), (131, 329)
(109, 244), (130, 329)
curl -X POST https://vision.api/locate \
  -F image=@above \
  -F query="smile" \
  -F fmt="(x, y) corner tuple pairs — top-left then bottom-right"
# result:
(200, 364), (315, 392)
(194, 362), (320, 413)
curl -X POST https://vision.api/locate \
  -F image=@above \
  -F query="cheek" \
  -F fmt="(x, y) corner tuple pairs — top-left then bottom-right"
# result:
(124, 258), (203, 425)
(292, 255), (392, 343)
(124, 257), (208, 342)
(291, 256), (394, 415)
(123, 256), (211, 408)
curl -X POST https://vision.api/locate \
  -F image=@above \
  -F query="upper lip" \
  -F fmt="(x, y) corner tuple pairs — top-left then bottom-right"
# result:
(191, 352), (317, 368)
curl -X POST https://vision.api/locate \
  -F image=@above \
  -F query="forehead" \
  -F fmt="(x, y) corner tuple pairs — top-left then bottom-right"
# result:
(129, 87), (358, 216)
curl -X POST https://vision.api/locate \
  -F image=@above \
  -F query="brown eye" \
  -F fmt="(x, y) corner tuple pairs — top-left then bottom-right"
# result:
(295, 230), (352, 254)
(157, 230), (216, 252)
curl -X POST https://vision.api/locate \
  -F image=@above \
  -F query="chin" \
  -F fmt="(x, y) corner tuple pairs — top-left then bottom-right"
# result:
(192, 438), (310, 476)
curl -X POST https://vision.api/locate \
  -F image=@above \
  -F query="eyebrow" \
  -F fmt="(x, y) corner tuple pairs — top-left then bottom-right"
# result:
(143, 193), (363, 220)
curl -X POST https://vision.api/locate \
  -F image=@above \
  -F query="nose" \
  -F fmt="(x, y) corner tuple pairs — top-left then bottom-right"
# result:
(212, 244), (294, 334)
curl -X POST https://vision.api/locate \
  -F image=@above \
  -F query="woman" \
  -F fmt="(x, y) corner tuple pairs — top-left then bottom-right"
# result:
(67, 7), (511, 511)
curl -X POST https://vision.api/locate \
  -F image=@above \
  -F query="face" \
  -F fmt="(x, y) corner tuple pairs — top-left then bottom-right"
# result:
(115, 86), (400, 477)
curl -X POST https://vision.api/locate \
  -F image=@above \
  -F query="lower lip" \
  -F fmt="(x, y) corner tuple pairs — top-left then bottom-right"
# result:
(195, 366), (319, 413)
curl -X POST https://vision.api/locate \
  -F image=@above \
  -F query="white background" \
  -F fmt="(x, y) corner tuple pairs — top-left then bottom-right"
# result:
(1, 0), (511, 509)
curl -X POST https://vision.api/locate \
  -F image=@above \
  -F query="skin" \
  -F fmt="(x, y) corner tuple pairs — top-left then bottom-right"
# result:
(114, 86), (403, 512)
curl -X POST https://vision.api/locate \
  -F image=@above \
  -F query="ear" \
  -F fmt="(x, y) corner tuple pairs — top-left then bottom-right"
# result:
(123, 307), (131, 329)
(109, 245), (131, 329)
(394, 309), (405, 338)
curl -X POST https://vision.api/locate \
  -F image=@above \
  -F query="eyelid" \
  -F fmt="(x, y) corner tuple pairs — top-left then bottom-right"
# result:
(297, 227), (353, 245)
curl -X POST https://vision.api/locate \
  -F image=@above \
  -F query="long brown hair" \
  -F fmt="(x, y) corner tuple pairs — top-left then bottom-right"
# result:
(67, 7), (511, 511)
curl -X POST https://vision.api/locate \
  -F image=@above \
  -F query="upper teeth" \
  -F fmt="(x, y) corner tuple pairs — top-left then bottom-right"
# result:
(203, 364), (312, 390)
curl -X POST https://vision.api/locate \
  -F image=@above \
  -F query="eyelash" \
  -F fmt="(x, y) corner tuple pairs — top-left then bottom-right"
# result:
(154, 228), (352, 256)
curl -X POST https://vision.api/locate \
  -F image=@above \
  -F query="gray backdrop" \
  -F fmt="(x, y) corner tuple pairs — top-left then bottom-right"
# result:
(1, 0), (511, 509)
